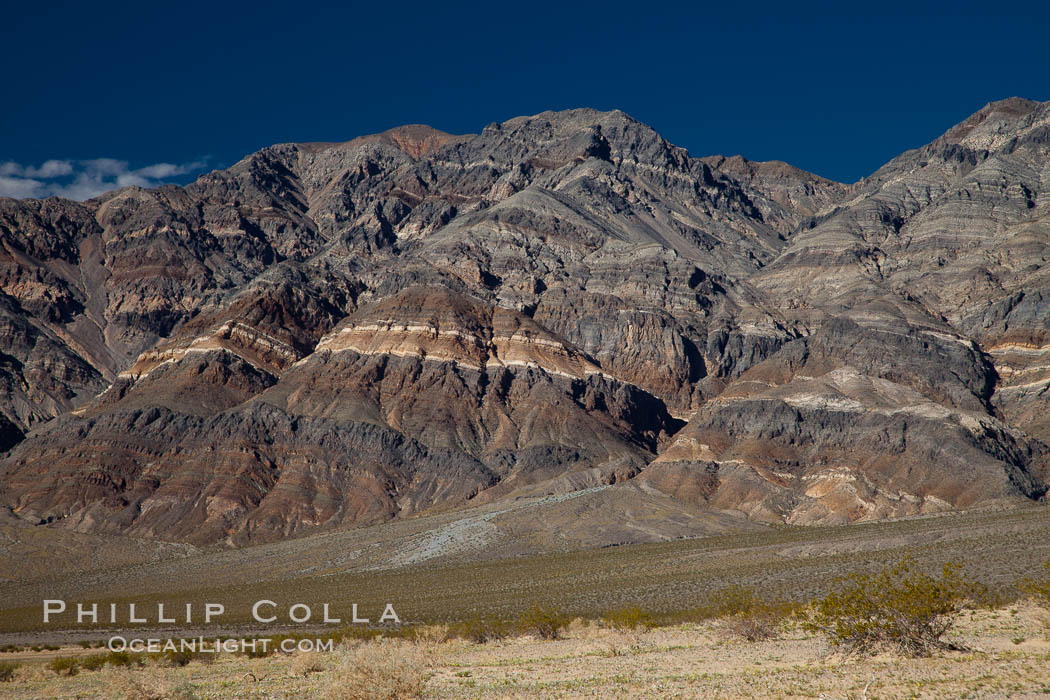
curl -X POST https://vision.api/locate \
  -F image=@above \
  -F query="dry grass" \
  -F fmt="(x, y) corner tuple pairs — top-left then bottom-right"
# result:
(92, 665), (198, 700)
(1021, 561), (1050, 640)
(291, 650), (327, 678)
(10, 661), (202, 699)
(0, 605), (1047, 698)
(410, 624), (451, 645)
(324, 638), (432, 700)
(721, 606), (788, 642)
(595, 629), (648, 658)
(1036, 609), (1050, 641)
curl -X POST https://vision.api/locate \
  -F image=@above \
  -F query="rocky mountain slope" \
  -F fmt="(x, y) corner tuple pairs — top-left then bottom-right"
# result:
(0, 101), (1047, 546)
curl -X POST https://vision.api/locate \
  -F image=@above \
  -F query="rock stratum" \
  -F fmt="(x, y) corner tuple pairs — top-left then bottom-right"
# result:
(0, 101), (1048, 546)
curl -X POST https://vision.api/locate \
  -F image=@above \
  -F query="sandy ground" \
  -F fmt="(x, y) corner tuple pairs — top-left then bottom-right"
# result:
(1, 607), (1048, 698)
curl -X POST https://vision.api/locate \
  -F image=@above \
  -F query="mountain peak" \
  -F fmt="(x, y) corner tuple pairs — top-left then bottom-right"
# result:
(940, 96), (1047, 150)
(375, 124), (465, 159)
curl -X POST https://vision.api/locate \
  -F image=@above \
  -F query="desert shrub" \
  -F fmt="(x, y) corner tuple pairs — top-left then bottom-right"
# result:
(48, 655), (80, 676)
(325, 638), (431, 700)
(106, 650), (145, 667)
(722, 602), (796, 642)
(700, 586), (797, 641)
(517, 605), (570, 640)
(159, 649), (198, 667)
(0, 661), (18, 682)
(242, 646), (274, 659)
(602, 606), (655, 631)
(670, 585), (798, 641)
(79, 640), (93, 649)
(149, 650), (199, 667)
(803, 558), (987, 656)
(449, 615), (511, 644)
(80, 652), (109, 671)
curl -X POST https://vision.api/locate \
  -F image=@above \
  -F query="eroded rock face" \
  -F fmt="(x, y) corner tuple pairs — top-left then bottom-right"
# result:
(0, 101), (1047, 545)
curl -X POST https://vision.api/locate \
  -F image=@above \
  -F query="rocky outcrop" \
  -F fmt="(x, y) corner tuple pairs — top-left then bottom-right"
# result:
(700, 155), (851, 232)
(0, 101), (1048, 545)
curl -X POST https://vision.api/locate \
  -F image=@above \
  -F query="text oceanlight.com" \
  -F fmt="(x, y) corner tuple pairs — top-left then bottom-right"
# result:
(107, 636), (335, 654)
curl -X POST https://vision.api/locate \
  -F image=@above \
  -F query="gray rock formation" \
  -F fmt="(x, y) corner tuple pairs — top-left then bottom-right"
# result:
(0, 101), (1046, 545)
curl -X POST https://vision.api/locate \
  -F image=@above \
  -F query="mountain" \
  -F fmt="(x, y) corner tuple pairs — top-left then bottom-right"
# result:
(0, 101), (1047, 547)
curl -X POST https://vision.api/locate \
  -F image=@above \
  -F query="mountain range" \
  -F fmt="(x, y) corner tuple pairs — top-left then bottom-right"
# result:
(1, 98), (1047, 548)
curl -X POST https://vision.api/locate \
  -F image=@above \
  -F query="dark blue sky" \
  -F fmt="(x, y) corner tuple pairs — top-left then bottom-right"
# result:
(2, 0), (1048, 195)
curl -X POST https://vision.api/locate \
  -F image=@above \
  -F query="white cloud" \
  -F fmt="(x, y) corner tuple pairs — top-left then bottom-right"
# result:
(0, 175), (45, 199)
(0, 157), (209, 201)
(26, 160), (74, 178)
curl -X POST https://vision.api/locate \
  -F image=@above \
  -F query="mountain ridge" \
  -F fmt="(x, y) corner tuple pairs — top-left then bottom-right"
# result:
(0, 100), (1047, 546)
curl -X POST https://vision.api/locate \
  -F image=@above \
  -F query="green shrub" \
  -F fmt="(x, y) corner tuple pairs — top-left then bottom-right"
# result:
(449, 615), (511, 644)
(80, 653), (108, 671)
(153, 647), (216, 666)
(602, 606), (655, 631)
(0, 661), (18, 682)
(48, 655), (80, 676)
(105, 650), (145, 667)
(517, 605), (569, 640)
(803, 559), (987, 656)
(161, 649), (195, 666)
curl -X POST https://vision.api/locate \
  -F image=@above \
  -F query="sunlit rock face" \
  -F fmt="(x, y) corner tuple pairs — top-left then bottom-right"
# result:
(1, 101), (1048, 545)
